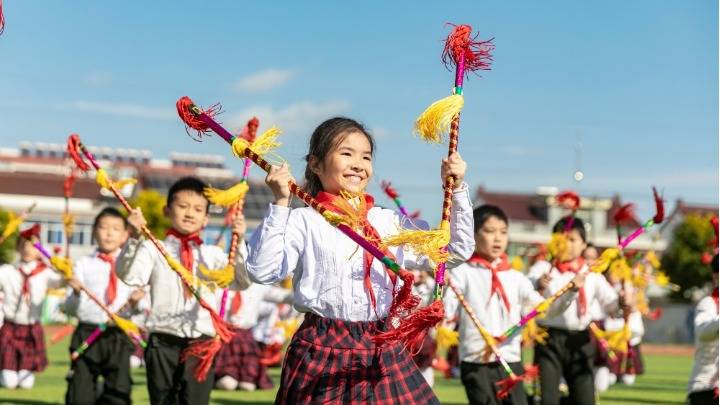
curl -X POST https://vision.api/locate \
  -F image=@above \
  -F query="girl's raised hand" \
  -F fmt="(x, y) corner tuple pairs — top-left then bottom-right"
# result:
(441, 152), (467, 189)
(266, 163), (295, 207)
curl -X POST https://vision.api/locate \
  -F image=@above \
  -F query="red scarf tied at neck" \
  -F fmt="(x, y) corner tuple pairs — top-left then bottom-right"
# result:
(19, 262), (46, 301)
(468, 253), (512, 312)
(97, 252), (118, 305)
(166, 228), (203, 300)
(555, 257), (586, 316)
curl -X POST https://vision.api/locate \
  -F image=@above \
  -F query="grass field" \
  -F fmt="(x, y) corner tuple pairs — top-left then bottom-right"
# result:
(0, 334), (694, 404)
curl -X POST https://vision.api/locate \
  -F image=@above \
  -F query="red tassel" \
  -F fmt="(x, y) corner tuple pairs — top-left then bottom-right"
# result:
(386, 270), (421, 324)
(181, 336), (224, 382)
(442, 23), (494, 74)
(645, 308), (663, 321)
(613, 203), (636, 225)
(495, 364), (539, 399)
(652, 187), (664, 224)
(63, 170), (78, 198)
(66, 134), (90, 172)
(373, 299), (444, 351)
(239, 117), (260, 143)
(381, 181), (400, 199)
(176, 96), (222, 140)
(556, 191), (581, 211)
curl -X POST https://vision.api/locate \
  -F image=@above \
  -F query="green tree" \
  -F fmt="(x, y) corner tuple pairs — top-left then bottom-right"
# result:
(661, 213), (716, 299)
(0, 208), (18, 264)
(126, 189), (172, 237)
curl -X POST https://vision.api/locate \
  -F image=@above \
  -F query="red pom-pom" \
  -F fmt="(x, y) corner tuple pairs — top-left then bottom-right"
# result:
(702, 252), (713, 265)
(20, 223), (41, 240)
(176, 96), (221, 141)
(556, 191), (581, 211)
(613, 203), (636, 225)
(442, 23), (494, 74)
(49, 324), (75, 345)
(381, 181), (399, 199)
(181, 336), (224, 382)
(495, 364), (539, 399)
(645, 308), (663, 321)
(652, 187), (665, 224)
(63, 170), (78, 198)
(373, 298), (443, 351)
(66, 134), (90, 172)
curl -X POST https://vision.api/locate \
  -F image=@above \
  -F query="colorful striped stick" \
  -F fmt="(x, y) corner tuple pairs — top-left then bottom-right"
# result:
(33, 242), (146, 349)
(447, 277), (537, 398)
(380, 181), (420, 219)
(71, 323), (106, 361)
(66, 134), (228, 381)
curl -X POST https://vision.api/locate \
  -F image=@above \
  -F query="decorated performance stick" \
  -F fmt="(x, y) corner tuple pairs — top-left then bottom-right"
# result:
(0, 202), (37, 245)
(498, 188), (665, 343)
(63, 169), (79, 258)
(447, 277), (537, 399)
(33, 242), (146, 349)
(380, 181), (420, 220)
(176, 97), (426, 345)
(66, 134), (229, 381)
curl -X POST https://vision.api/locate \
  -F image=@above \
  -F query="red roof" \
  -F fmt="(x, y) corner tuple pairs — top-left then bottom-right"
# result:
(0, 171), (102, 199)
(475, 187), (546, 223)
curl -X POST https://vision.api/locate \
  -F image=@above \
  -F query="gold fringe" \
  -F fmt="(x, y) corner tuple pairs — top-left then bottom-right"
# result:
(382, 220), (451, 265)
(590, 248), (620, 273)
(605, 325), (631, 354)
(478, 325), (499, 362)
(414, 94), (464, 143)
(1, 213), (22, 240)
(522, 319), (549, 346)
(112, 314), (142, 339)
(204, 181), (249, 207)
(547, 233), (569, 262)
(63, 213), (75, 235)
(198, 263), (235, 289)
(164, 255), (206, 292)
(95, 168), (137, 191)
(231, 127), (282, 158)
(436, 325), (459, 351)
(50, 256), (73, 279)
(609, 257), (632, 282)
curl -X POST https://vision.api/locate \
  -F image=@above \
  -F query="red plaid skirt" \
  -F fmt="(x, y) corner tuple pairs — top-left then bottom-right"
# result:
(411, 333), (437, 369)
(0, 321), (48, 372)
(276, 313), (439, 405)
(214, 328), (273, 389)
(609, 343), (644, 376)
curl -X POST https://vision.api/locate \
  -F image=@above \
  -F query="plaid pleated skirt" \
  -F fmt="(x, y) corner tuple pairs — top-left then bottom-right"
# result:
(214, 327), (273, 389)
(0, 321), (48, 372)
(275, 313), (439, 405)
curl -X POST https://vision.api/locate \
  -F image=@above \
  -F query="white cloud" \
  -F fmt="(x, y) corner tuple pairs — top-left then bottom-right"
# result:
(370, 127), (392, 138)
(83, 72), (113, 87)
(233, 68), (296, 93)
(65, 101), (175, 120)
(229, 100), (351, 133)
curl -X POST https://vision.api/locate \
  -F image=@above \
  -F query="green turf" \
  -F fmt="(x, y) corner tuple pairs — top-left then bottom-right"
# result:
(0, 335), (693, 404)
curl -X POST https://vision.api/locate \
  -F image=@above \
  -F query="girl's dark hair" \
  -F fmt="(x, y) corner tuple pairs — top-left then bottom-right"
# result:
(473, 204), (508, 232)
(552, 215), (587, 242)
(93, 207), (129, 230)
(303, 117), (375, 196)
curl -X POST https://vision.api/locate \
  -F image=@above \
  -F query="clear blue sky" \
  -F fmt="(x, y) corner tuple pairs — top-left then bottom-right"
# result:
(0, 1), (716, 222)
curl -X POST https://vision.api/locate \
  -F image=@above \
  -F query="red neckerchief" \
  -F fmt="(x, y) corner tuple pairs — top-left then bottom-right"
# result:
(166, 228), (203, 300)
(468, 252), (511, 312)
(713, 287), (718, 314)
(230, 291), (242, 315)
(555, 257), (587, 317)
(97, 252), (118, 305)
(19, 262), (46, 300)
(315, 191), (397, 313)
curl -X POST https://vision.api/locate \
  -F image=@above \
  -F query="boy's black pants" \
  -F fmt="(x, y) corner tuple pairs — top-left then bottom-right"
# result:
(535, 327), (595, 405)
(65, 323), (134, 405)
(461, 360), (529, 405)
(145, 332), (215, 405)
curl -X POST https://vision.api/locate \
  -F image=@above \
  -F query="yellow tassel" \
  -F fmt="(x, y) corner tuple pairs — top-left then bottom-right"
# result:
(414, 94), (464, 143)
(645, 251), (661, 269)
(281, 277), (293, 290)
(605, 324), (631, 354)
(231, 127), (282, 158)
(198, 263), (235, 289)
(609, 257), (632, 282)
(111, 314), (142, 339)
(50, 256), (73, 279)
(478, 326), (498, 362)
(591, 248), (620, 273)
(535, 297), (553, 318)
(164, 256), (205, 292)
(382, 220), (451, 265)
(654, 271), (670, 287)
(547, 233), (569, 261)
(436, 326), (459, 351)
(278, 318), (300, 340)
(511, 255), (524, 271)
(63, 213), (75, 235)
(1, 214), (22, 240)
(523, 319), (549, 346)
(95, 168), (137, 190)
(204, 181), (249, 207)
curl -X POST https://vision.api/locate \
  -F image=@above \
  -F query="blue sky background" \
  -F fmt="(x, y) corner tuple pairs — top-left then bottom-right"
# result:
(0, 1), (717, 222)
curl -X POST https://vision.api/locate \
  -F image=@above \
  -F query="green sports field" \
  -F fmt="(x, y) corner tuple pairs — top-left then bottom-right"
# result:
(0, 335), (693, 404)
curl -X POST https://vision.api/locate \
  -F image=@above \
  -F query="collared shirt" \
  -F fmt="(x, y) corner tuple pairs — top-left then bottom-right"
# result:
(0, 260), (64, 325)
(222, 283), (292, 330)
(63, 249), (147, 324)
(445, 260), (575, 364)
(528, 260), (619, 331)
(688, 295), (719, 394)
(247, 183), (475, 322)
(116, 234), (249, 338)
